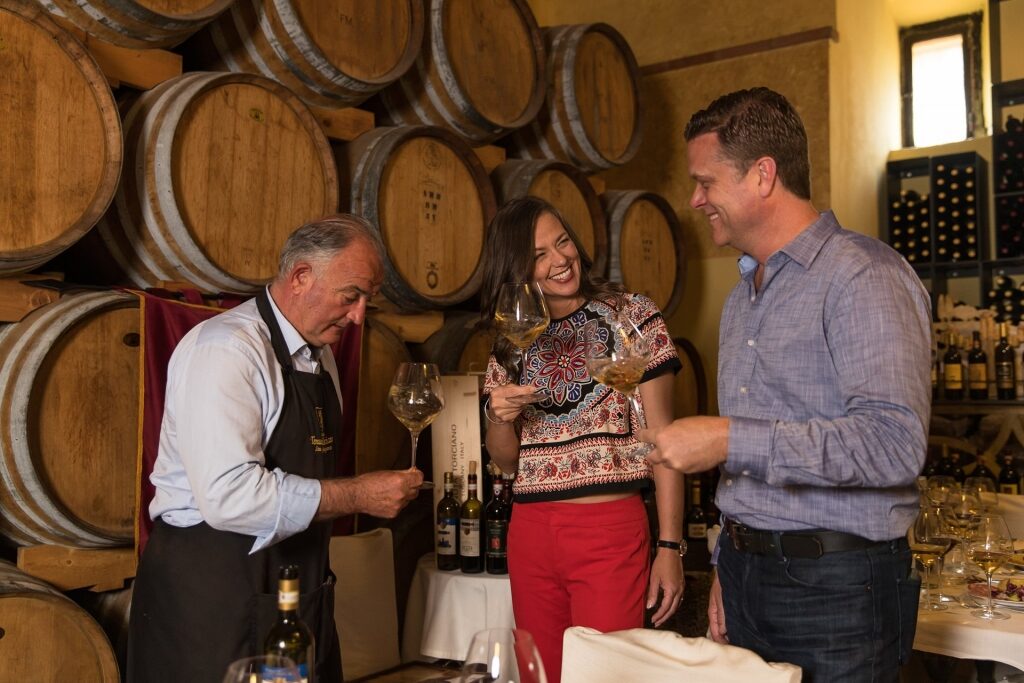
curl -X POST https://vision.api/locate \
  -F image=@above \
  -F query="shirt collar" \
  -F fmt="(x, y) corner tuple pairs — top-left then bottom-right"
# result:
(264, 287), (323, 362)
(736, 210), (838, 277)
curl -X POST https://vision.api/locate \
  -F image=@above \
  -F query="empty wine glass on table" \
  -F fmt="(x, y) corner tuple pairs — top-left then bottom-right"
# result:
(387, 362), (445, 489)
(583, 312), (654, 456)
(964, 513), (1014, 621)
(925, 475), (958, 505)
(939, 489), (983, 582)
(909, 504), (954, 612)
(963, 475), (999, 512)
(222, 655), (299, 683)
(460, 628), (547, 683)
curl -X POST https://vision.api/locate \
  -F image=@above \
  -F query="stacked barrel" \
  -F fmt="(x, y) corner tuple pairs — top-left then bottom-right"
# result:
(1, 1), (689, 676)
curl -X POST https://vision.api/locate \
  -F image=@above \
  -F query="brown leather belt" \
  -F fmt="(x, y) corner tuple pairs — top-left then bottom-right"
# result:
(724, 517), (887, 559)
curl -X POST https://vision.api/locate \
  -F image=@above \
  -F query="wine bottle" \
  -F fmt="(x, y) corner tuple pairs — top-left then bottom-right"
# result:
(949, 451), (967, 484)
(485, 476), (509, 574)
(968, 330), (987, 400)
(971, 459), (998, 487)
(460, 463), (483, 573)
(684, 476), (709, 571)
(942, 332), (963, 400)
(264, 565), (314, 683)
(996, 322), (1016, 400)
(436, 472), (460, 571)
(998, 454), (1021, 495)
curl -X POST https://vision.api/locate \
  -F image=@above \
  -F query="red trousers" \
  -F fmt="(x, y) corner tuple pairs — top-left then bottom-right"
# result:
(507, 495), (650, 683)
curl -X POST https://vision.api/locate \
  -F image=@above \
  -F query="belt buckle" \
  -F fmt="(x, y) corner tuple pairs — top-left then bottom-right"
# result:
(780, 533), (824, 559)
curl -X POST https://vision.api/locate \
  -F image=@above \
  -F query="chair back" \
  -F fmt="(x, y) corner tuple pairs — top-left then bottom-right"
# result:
(560, 627), (801, 683)
(330, 529), (400, 679)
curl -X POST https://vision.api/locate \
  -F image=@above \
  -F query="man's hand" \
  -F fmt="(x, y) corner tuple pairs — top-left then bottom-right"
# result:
(638, 416), (730, 473)
(316, 468), (423, 520)
(708, 570), (728, 643)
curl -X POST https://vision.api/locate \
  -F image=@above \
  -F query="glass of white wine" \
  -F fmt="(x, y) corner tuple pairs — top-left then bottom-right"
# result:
(494, 282), (550, 385)
(908, 504), (954, 611)
(387, 362), (445, 489)
(965, 512), (1013, 621)
(584, 312), (653, 456)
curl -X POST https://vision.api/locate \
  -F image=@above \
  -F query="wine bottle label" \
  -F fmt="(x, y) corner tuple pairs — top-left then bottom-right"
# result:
(460, 519), (481, 556)
(437, 517), (458, 555)
(1000, 484), (1020, 495)
(263, 664), (308, 683)
(277, 589), (299, 611)
(996, 362), (1014, 388)
(944, 364), (963, 389)
(968, 364), (986, 389)
(687, 523), (707, 539)
(486, 520), (508, 558)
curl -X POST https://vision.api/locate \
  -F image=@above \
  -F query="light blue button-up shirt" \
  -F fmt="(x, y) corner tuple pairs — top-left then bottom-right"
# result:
(716, 211), (932, 541)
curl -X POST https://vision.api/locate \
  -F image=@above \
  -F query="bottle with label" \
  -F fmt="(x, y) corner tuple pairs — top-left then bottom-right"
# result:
(996, 322), (1016, 400)
(264, 565), (314, 683)
(436, 472), (460, 571)
(485, 476), (510, 574)
(968, 330), (987, 399)
(999, 454), (1021, 495)
(684, 476), (709, 571)
(460, 462), (483, 573)
(942, 332), (963, 400)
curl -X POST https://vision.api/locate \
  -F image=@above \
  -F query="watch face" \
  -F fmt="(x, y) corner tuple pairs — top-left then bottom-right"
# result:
(678, 539), (688, 557)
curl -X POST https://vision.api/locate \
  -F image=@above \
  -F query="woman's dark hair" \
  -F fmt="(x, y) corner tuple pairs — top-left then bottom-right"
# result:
(478, 196), (624, 376)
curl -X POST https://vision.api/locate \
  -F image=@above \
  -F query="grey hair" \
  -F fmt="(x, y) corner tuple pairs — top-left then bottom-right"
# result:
(276, 213), (386, 279)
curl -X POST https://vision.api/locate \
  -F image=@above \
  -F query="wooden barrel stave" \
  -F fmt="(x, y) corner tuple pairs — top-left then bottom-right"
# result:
(340, 125), (497, 310)
(0, 561), (120, 682)
(672, 337), (707, 418)
(93, 71), (338, 294)
(377, 0), (545, 144)
(603, 190), (686, 319)
(0, 1), (122, 275)
(491, 159), (608, 277)
(506, 22), (642, 173)
(41, 0), (233, 48)
(0, 292), (139, 548)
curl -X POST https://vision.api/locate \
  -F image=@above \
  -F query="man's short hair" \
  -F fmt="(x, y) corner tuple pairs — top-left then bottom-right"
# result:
(277, 214), (385, 278)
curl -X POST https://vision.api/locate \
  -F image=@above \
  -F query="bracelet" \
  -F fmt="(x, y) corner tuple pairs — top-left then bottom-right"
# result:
(483, 396), (505, 425)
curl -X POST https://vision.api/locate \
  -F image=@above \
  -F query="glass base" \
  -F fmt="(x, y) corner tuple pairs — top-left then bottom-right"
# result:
(921, 600), (949, 611)
(971, 607), (1010, 620)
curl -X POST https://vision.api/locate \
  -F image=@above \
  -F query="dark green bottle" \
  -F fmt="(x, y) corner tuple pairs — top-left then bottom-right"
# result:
(264, 565), (314, 682)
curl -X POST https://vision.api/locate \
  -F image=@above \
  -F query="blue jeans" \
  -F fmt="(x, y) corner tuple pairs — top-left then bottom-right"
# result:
(717, 531), (919, 682)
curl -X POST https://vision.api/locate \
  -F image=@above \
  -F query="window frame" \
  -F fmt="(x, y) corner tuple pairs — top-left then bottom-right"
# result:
(899, 12), (984, 148)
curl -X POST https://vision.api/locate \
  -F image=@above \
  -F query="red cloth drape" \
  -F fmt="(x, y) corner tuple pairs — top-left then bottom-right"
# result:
(136, 292), (361, 555)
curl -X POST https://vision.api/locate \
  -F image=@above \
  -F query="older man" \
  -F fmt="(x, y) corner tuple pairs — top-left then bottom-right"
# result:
(128, 215), (422, 683)
(641, 88), (931, 681)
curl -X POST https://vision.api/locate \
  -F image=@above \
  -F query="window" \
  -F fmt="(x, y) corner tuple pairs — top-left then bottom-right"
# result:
(900, 13), (984, 148)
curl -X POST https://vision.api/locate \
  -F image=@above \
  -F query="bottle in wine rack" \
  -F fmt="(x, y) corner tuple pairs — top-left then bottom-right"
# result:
(943, 332), (963, 400)
(968, 330), (987, 399)
(996, 322), (1016, 400)
(998, 453), (1021, 495)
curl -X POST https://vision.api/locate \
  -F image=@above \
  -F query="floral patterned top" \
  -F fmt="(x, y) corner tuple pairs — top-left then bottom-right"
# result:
(483, 293), (680, 502)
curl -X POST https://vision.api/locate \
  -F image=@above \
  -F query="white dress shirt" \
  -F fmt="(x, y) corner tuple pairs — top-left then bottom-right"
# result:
(149, 290), (342, 553)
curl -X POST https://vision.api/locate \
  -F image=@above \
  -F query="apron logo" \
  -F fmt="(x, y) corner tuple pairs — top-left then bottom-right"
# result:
(311, 407), (334, 454)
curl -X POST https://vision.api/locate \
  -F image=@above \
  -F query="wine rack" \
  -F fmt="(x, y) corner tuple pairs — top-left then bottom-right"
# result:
(885, 157), (932, 266)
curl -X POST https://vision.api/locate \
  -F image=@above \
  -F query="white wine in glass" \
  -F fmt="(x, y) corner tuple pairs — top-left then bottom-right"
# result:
(387, 362), (444, 489)
(908, 504), (953, 612)
(584, 312), (653, 455)
(494, 282), (550, 377)
(965, 513), (1013, 621)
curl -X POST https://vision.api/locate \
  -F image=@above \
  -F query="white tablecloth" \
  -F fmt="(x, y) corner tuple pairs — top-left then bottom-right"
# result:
(912, 493), (1024, 668)
(401, 553), (516, 662)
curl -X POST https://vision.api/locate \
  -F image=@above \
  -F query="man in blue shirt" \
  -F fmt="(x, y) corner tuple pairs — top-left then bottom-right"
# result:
(641, 88), (931, 681)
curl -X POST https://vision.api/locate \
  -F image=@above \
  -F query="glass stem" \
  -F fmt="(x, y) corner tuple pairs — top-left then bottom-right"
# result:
(410, 430), (421, 470)
(986, 571), (995, 616)
(628, 394), (647, 429)
(923, 564), (932, 607)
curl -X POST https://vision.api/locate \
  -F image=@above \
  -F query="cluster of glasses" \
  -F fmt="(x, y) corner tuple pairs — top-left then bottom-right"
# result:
(912, 475), (1019, 621)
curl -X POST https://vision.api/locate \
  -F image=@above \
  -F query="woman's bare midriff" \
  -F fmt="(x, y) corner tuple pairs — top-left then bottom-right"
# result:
(560, 491), (637, 504)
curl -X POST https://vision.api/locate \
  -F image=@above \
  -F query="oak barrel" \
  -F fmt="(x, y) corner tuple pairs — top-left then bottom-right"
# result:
(355, 318), (412, 475)
(0, 0), (121, 275)
(0, 292), (139, 548)
(506, 23), (642, 172)
(414, 311), (495, 374)
(96, 71), (338, 294)
(0, 561), (119, 682)
(192, 0), (424, 108)
(75, 584), (133, 677)
(673, 337), (707, 418)
(338, 125), (497, 310)
(491, 159), (608, 276)
(603, 190), (686, 318)
(41, 0), (232, 48)
(377, 0), (545, 144)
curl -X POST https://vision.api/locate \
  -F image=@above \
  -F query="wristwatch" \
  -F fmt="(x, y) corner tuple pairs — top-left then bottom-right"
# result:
(656, 539), (687, 558)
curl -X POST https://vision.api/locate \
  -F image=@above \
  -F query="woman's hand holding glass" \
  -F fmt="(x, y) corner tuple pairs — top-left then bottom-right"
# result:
(487, 383), (547, 425)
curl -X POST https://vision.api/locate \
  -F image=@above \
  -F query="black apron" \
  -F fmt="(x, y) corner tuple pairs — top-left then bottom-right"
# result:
(128, 291), (343, 683)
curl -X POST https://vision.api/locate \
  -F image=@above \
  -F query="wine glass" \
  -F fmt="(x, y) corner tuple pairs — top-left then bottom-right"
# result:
(494, 282), (551, 380)
(925, 475), (958, 505)
(938, 489), (982, 582)
(909, 504), (954, 612)
(963, 475), (999, 512)
(222, 655), (300, 683)
(964, 513), (1014, 621)
(460, 628), (547, 683)
(583, 311), (653, 456)
(387, 362), (445, 489)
